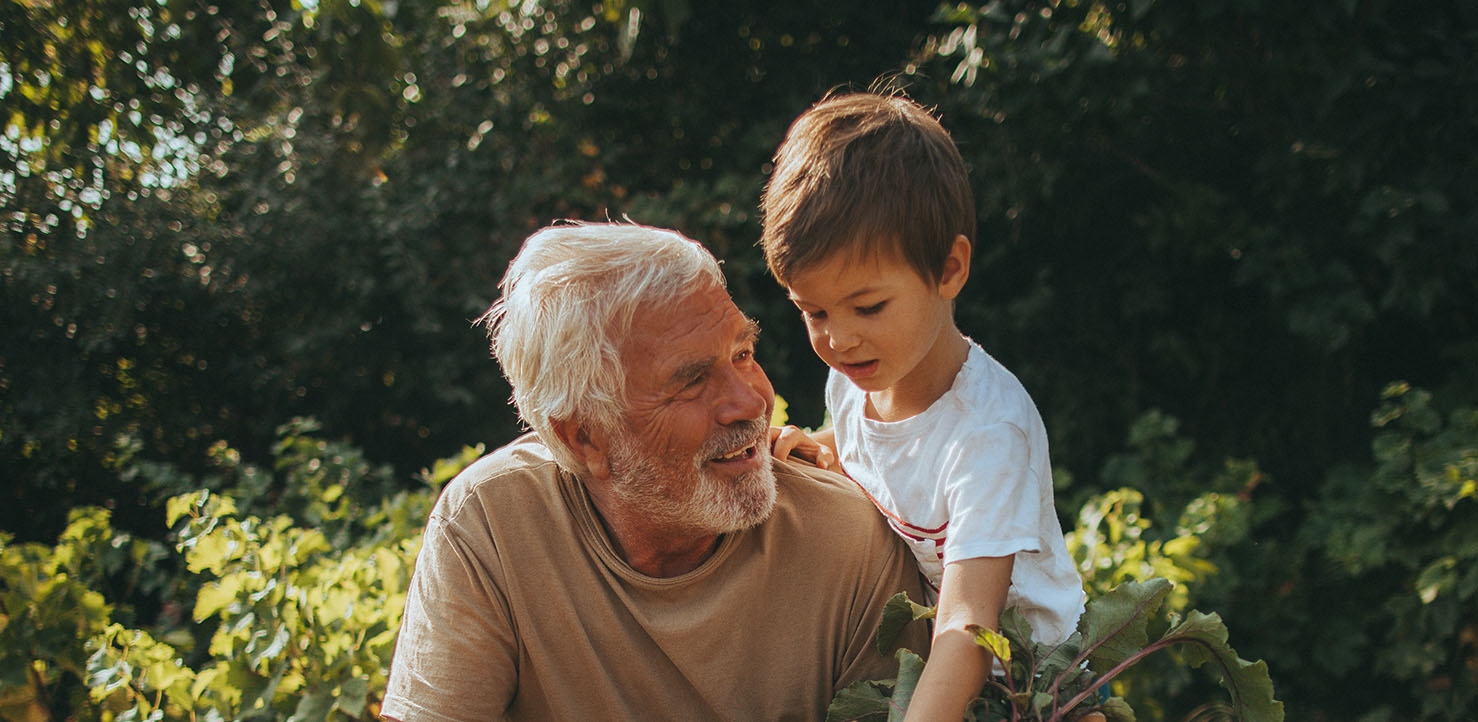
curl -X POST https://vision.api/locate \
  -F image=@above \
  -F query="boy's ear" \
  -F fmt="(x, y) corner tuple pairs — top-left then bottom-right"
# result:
(938, 234), (972, 300)
(550, 417), (612, 480)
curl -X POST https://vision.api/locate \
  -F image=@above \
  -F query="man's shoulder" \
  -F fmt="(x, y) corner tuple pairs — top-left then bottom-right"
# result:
(770, 460), (886, 530)
(436, 433), (563, 517)
(773, 458), (864, 496)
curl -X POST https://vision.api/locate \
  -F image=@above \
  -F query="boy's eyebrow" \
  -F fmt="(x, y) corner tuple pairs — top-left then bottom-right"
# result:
(788, 285), (885, 305)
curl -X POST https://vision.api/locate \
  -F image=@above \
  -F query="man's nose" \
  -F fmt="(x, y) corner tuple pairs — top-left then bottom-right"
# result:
(715, 366), (770, 426)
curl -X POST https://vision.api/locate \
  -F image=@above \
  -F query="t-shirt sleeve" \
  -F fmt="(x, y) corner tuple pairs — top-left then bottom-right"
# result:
(941, 423), (1045, 565)
(381, 513), (517, 722)
(833, 519), (932, 691)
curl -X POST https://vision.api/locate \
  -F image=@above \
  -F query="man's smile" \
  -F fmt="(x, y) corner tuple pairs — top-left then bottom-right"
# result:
(711, 443), (758, 462)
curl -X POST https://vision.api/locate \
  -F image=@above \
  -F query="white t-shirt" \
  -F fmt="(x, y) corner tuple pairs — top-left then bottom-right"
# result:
(827, 339), (1086, 645)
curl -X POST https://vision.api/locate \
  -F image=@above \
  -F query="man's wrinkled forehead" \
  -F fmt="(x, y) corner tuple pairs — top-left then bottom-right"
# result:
(621, 284), (752, 381)
(658, 316), (760, 391)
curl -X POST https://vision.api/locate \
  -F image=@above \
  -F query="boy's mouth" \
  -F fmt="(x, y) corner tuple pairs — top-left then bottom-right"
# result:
(839, 360), (879, 380)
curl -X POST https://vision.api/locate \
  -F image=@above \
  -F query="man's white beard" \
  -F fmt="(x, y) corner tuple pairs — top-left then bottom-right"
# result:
(608, 417), (777, 535)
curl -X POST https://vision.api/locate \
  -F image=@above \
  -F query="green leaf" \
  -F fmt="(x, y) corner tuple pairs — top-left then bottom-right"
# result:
(247, 624), (291, 669)
(1415, 556), (1457, 604)
(288, 689), (334, 722)
(337, 676), (369, 716)
(1077, 578), (1173, 671)
(996, 605), (1036, 652)
(166, 492), (202, 528)
(194, 574), (243, 622)
(875, 592), (934, 655)
(1160, 610), (1284, 722)
(826, 680), (892, 722)
(1099, 697), (1137, 722)
(888, 648), (925, 722)
(966, 624), (1011, 664)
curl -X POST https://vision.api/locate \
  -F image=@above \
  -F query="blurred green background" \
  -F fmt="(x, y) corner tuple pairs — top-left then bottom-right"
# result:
(3, 1), (1475, 719)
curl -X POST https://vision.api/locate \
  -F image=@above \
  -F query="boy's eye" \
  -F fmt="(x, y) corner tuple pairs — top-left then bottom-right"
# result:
(857, 301), (887, 316)
(802, 309), (827, 321)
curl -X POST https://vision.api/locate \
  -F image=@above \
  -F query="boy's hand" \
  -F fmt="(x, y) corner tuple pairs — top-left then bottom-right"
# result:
(768, 425), (837, 471)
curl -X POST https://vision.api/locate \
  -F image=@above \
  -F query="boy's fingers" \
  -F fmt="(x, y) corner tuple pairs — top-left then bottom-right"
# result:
(769, 425), (802, 458)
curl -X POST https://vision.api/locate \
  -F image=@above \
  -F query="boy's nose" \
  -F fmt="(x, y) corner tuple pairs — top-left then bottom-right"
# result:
(827, 324), (861, 352)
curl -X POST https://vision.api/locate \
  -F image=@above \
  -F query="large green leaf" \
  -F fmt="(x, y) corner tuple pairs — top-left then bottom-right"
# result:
(888, 648), (925, 722)
(826, 680), (892, 722)
(1077, 578), (1173, 671)
(874, 592), (935, 655)
(1160, 611), (1284, 722)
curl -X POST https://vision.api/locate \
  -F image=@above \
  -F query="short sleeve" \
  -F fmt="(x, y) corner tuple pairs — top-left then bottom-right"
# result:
(833, 516), (932, 690)
(940, 423), (1044, 565)
(381, 514), (518, 722)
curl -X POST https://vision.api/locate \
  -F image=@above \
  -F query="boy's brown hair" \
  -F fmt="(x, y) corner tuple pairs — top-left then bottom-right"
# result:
(760, 91), (975, 285)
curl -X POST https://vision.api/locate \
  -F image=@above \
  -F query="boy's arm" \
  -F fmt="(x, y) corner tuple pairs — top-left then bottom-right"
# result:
(902, 555), (1015, 722)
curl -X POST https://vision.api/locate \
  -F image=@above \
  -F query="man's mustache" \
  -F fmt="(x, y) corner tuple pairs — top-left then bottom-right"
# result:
(694, 416), (770, 468)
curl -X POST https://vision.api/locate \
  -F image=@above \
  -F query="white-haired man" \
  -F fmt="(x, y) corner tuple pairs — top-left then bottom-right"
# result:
(381, 223), (928, 721)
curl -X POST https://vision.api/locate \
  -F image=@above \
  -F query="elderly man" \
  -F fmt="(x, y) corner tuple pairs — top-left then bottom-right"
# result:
(381, 223), (928, 721)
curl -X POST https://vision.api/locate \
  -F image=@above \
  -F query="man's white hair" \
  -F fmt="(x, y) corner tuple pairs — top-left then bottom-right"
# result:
(479, 222), (726, 474)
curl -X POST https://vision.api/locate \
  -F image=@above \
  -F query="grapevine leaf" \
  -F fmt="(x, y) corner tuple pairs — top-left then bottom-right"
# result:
(185, 531), (232, 576)
(165, 493), (200, 528)
(193, 575), (243, 622)
(888, 648), (926, 722)
(875, 592), (934, 654)
(1077, 578), (1172, 671)
(826, 680), (892, 722)
(1160, 610), (1284, 722)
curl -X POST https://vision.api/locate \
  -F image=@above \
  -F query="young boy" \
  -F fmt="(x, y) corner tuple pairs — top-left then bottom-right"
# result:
(761, 92), (1086, 722)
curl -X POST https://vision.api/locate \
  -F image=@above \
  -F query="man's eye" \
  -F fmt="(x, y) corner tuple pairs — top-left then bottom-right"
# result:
(857, 301), (887, 316)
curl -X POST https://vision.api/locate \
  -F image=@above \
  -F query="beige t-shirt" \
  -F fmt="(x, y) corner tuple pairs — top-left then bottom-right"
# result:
(382, 434), (928, 722)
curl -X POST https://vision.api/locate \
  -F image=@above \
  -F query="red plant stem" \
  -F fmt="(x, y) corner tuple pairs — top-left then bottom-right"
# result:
(1047, 636), (1244, 722)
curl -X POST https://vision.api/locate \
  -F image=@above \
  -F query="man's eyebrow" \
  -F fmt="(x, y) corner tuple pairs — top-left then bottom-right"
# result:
(665, 319), (761, 389)
(741, 318), (761, 344)
(667, 356), (714, 388)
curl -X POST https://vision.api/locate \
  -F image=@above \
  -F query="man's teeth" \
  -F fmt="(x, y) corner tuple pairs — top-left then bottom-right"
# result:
(715, 445), (750, 461)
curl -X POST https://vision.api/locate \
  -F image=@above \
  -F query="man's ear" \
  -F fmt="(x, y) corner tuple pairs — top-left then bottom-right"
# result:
(550, 417), (612, 480)
(938, 234), (972, 300)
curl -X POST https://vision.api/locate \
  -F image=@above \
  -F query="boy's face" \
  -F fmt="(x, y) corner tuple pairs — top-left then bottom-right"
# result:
(784, 237), (970, 406)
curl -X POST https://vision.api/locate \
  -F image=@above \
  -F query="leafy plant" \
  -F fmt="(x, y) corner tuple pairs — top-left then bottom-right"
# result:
(0, 507), (166, 721)
(1296, 382), (1478, 719)
(829, 579), (1282, 722)
(0, 420), (480, 721)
